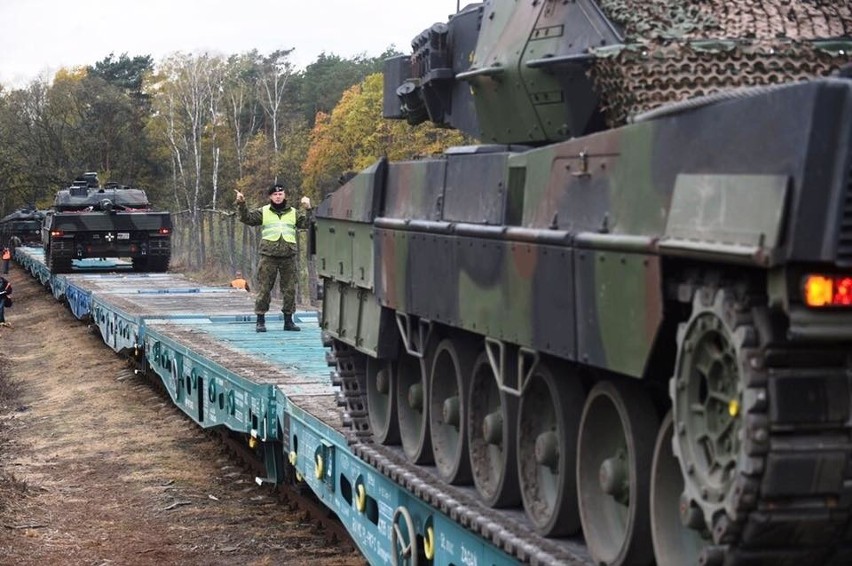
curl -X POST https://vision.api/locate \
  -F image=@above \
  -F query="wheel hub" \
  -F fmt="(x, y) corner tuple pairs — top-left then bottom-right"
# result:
(599, 450), (629, 505)
(673, 304), (746, 528)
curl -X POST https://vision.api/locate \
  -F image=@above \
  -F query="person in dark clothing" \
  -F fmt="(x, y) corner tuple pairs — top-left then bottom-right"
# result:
(235, 183), (311, 332)
(2, 247), (10, 274)
(0, 276), (12, 326)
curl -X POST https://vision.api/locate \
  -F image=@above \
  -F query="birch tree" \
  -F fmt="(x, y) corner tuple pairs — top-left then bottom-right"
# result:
(257, 49), (295, 167)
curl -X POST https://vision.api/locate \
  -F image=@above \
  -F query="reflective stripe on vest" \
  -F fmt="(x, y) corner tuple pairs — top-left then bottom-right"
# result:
(261, 205), (296, 243)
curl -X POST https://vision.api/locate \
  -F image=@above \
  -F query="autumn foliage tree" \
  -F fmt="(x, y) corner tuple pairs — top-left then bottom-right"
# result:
(301, 73), (468, 200)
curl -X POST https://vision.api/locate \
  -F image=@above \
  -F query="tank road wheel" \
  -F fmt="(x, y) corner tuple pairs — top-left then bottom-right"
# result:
(429, 338), (475, 484)
(671, 286), (761, 550)
(467, 351), (520, 507)
(577, 380), (657, 565)
(651, 412), (709, 566)
(397, 351), (432, 464)
(366, 358), (399, 444)
(517, 360), (585, 536)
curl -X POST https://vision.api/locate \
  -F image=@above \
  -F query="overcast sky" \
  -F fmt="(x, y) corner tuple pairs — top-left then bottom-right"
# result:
(0, 0), (462, 87)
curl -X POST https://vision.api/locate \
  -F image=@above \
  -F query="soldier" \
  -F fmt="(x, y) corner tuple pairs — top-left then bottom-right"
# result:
(235, 183), (311, 332)
(0, 276), (11, 327)
(230, 270), (250, 292)
(1, 247), (10, 274)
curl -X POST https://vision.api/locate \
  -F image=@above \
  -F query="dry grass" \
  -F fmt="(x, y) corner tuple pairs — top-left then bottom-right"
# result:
(0, 266), (363, 566)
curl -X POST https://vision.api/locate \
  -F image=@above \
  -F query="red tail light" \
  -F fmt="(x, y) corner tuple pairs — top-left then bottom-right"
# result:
(803, 275), (852, 307)
(158, 228), (171, 235)
(50, 230), (64, 237)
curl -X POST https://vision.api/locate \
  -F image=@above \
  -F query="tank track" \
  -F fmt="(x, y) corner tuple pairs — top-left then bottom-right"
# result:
(701, 340), (852, 566)
(327, 328), (852, 565)
(326, 338), (372, 441)
(326, 340), (592, 565)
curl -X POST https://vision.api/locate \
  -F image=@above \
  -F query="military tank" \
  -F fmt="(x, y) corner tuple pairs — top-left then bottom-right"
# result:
(42, 172), (172, 273)
(0, 207), (46, 246)
(315, 2), (852, 564)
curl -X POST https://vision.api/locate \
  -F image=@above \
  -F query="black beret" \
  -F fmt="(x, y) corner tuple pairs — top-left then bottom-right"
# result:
(268, 184), (286, 195)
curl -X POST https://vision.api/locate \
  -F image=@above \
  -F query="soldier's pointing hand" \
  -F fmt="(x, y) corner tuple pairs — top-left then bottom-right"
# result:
(234, 189), (245, 204)
(300, 196), (312, 210)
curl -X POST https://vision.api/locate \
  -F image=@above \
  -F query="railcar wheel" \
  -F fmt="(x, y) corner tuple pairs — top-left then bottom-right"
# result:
(429, 338), (474, 484)
(397, 351), (432, 464)
(366, 358), (399, 444)
(467, 351), (520, 507)
(391, 506), (419, 566)
(651, 411), (709, 566)
(517, 361), (584, 536)
(577, 379), (656, 565)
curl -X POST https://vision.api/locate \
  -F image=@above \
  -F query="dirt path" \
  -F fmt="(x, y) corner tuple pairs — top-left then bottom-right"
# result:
(0, 265), (364, 566)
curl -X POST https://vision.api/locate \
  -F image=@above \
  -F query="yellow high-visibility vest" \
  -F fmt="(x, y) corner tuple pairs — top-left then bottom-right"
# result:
(261, 205), (296, 243)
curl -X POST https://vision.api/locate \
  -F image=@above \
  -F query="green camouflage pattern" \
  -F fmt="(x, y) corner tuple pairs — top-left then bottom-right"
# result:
(418, 0), (852, 141)
(319, 77), (852, 376)
(253, 253), (297, 315)
(315, 3), (852, 562)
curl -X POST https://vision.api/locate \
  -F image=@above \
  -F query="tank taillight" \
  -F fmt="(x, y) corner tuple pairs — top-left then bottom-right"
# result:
(50, 230), (64, 237)
(803, 275), (852, 307)
(157, 228), (170, 235)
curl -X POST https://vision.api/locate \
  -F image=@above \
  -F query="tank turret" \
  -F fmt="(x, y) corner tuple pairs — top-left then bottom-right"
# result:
(385, 1), (852, 143)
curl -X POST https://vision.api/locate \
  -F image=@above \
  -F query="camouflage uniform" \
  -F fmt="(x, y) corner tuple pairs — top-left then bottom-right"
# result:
(237, 199), (310, 315)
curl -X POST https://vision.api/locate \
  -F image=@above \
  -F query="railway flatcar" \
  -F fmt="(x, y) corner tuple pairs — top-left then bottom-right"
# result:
(13, 245), (538, 565)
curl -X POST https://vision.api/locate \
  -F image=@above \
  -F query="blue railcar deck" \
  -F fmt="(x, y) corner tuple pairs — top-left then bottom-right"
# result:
(13, 245), (519, 566)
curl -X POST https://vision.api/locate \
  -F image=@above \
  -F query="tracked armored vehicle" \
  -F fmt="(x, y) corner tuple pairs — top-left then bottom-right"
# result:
(0, 207), (46, 246)
(43, 172), (171, 273)
(316, 2), (852, 565)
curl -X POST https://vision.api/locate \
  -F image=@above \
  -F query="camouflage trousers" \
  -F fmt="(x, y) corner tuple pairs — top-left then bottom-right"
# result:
(254, 253), (296, 315)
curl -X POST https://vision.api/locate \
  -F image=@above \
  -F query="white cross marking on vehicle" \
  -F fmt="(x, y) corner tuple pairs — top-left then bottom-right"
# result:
(105, 233), (115, 242)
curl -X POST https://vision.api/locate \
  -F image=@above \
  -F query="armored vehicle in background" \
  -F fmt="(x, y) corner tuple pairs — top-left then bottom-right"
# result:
(0, 207), (46, 246)
(315, 1), (852, 565)
(43, 172), (171, 273)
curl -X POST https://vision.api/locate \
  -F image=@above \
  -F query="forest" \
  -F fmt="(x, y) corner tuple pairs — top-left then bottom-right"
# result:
(0, 50), (465, 297)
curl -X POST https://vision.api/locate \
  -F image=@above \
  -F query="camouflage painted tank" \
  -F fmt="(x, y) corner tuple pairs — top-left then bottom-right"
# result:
(315, 2), (852, 565)
(43, 172), (172, 273)
(0, 207), (46, 246)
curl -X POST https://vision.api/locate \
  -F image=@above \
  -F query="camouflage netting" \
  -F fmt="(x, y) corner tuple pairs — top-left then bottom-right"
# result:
(591, 1), (852, 125)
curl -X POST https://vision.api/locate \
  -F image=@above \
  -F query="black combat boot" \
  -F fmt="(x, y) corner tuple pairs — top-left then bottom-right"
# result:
(283, 313), (300, 332)
(255, 313), (267, 333)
